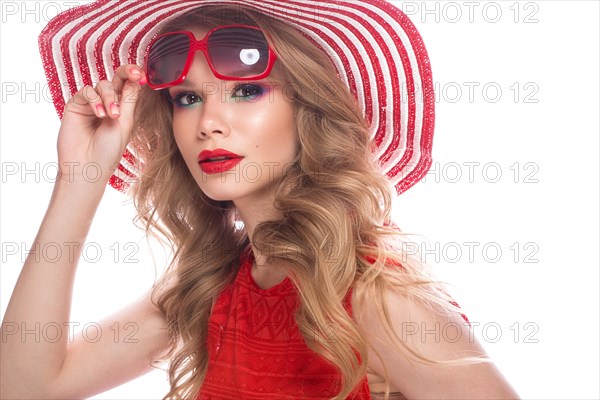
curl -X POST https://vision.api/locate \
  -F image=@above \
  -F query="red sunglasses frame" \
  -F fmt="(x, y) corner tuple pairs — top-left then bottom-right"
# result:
(144, 24), (278, 90)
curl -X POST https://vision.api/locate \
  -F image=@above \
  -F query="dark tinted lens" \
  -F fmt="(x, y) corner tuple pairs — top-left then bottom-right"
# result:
(147, 33), (191, 85)
(208, 28), (270, 78)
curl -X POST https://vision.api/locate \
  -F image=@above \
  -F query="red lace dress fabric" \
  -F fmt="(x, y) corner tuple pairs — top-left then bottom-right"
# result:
(197, 247), (371, 399)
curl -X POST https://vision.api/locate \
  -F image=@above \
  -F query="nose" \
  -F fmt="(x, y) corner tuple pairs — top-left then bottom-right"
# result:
(196, 95), (231, 139)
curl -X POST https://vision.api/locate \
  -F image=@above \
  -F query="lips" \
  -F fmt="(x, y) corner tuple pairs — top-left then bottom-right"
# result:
(198, 149), (244, 174)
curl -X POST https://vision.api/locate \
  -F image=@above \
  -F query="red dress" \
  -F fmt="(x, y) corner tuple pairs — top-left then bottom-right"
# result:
(197, 247), (371, 399)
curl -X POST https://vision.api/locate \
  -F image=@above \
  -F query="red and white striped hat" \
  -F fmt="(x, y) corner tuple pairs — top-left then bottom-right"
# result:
(39, 0), (435, 195)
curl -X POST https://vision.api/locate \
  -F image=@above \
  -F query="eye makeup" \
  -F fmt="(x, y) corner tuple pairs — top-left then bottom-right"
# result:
(167, 82), (270, 108)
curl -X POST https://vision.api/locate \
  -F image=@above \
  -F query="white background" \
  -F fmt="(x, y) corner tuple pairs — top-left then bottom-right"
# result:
(1, 1), (598, 399)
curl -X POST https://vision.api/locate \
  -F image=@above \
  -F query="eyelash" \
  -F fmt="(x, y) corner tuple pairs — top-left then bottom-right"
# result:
(169, 84), (266, 108)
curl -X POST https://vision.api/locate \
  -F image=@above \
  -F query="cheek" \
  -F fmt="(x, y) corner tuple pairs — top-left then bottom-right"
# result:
(251, 99), (296, 149)
(171, 112), (182, 141)
(171, 112), (195, 150)
(256, 118), (297, 161)
(277, 110), (298, 157)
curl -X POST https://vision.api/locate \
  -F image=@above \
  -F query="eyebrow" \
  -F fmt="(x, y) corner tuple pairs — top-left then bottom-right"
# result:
(171, 79), (195, 88)
(229, 70), (258, 77)
(167, 79), (214, 93)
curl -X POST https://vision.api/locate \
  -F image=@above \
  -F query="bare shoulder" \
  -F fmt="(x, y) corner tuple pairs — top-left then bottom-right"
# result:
(49, 289), (171, 398)
(352, 283), (520, 399)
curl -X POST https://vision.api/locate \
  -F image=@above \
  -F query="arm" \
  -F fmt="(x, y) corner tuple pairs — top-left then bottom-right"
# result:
(51, 290), (170, 399)
(355, 288), (520, 399)
(0, 65), (171, 398)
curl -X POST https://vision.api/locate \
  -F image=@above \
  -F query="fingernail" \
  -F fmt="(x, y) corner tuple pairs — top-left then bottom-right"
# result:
(139, 75), (147, 86)
(131, 68), (141, 76)
(96, 104), (106, 117)
(110, 102), (120, 116)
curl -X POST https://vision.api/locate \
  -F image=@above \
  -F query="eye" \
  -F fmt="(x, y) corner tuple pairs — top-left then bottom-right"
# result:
(170, 91), (202, 107)
(232, 84), (264, 100)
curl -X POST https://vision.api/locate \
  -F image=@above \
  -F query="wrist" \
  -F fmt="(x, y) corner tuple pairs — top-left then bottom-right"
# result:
(53, 175), (108, 204)
(55, 161), (115, 186)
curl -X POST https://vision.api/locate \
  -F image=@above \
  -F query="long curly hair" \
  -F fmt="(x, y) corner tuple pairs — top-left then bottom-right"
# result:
(130, 5), (477, 400)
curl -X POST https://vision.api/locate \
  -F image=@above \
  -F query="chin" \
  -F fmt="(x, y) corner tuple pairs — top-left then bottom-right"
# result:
(197, 183), (246, 203)
(198, 187), (234, 202)
(203, 193), (235, 202)
(199, 180), (275, 204)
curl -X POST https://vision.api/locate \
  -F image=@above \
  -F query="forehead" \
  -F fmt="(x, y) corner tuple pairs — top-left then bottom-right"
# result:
(188, 27), (210, 40)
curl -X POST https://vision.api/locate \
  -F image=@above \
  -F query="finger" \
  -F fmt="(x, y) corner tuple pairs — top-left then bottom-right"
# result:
(111, 65), (146, 119)
(65, 85), (106, 118)
(119, 80), (143, 124)
(112, 64), (147, 91)
(95, 80), (121, 119)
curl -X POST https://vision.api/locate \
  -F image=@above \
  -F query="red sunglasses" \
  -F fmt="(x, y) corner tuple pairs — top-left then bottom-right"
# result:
(145, 24), (278, 90)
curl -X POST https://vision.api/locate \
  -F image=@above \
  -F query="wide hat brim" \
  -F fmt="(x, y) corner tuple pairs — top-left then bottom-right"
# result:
(39, 0), (435, 195)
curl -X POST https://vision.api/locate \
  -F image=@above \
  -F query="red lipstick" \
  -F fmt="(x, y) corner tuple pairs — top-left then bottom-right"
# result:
(198, 149), (244, 174)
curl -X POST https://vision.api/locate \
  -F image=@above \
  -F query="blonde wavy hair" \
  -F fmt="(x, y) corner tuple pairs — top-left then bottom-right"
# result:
(130, 5), (477, 400)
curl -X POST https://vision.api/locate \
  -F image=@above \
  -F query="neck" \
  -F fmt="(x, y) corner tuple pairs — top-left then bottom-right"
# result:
(234, 194), (292, 288)
(233, 187), (281, 267)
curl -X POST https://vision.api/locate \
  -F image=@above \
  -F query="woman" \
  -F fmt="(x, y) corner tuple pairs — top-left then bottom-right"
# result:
(1, 1), (519, 399)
